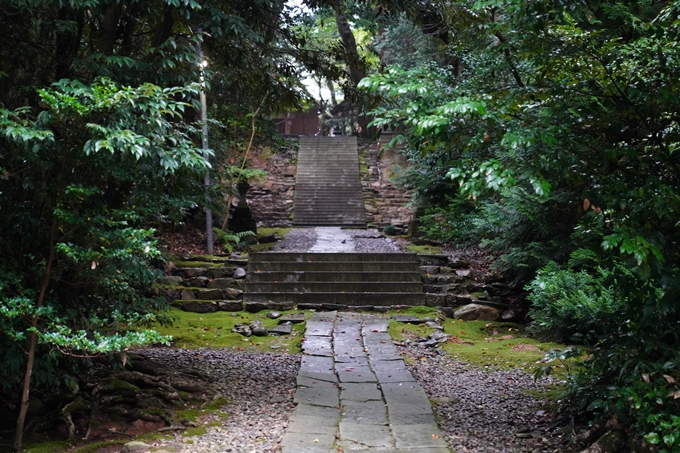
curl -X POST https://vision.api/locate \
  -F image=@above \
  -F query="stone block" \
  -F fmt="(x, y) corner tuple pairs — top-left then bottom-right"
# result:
(194, 289), (224, 300)
(186, 276), (209, 287)
(271, 301), (295, 310)
(171, 300), (218, 313)
(425, 293), (446, 307)
(206, 266), (236, 279)
(224, 287), (243, 299)
(245, 302), (270, 313)
(217, 300), (243, 311)
(176, 268), (206, 278)
(207, 278), (235, 289)
(180, 289), (196, 300)
(161, 276), (183, 286)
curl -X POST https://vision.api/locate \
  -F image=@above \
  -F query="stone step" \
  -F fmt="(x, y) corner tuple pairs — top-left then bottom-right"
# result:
(294, 136), (365, 227)
(244, 281), (423, 293)
(248, 271), (421, 283)
(244, 292), (425, 306)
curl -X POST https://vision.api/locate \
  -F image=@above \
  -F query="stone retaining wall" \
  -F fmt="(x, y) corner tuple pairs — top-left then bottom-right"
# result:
(245, 138), (415, 231)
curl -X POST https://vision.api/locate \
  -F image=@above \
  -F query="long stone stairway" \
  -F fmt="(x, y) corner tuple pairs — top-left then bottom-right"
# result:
(244, 252), (425, 307)
(293, 136), (366, 227)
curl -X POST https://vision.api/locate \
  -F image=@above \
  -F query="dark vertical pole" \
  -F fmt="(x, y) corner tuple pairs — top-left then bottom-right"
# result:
(196, 30), (214, 254)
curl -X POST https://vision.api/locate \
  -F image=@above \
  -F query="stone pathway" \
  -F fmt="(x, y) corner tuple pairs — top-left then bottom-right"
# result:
(280, 311), (450, 453)
(309, 227), (356, 252)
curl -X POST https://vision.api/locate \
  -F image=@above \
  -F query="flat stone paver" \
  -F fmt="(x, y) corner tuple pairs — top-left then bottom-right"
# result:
(309, 227), (356, 252)
(280, 312), (451, 453)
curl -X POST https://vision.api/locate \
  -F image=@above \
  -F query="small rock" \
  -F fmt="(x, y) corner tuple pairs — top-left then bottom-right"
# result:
(429, 331), (450, 343)
(233, 267), (247, 279)
(501, 309), (517, 321)
(121, 441), (152, 453)
(251, 325), (268, 337)
(425, 321), (444, 330)
(232, 324), (252, 336)
(267, 311), (282, 319)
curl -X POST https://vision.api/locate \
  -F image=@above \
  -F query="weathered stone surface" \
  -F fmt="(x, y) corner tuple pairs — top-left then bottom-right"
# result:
(501, 308), (517, 321)
(206, 267), (236, 279)
(251, 325), (268, 336)
(271, 301), (295, 310)
(244, 302), (269, 313)
(176, 267), (206, 278)
(280, 313), (306, 323)
(425, 293), (446, 307)
(454, 303), (500, 321)
(161, 276), (183, 286)
(267, 311), (281, 319)
(224, 287), (243, 299)
(121, 441), (151, 453)
(171, 300), (218, 313)
(207, 278), (234, 289)
(185, 276), (209, 287)
(233, 267), (247, 279)
(217, 300), (243, 311)
(269, 323), (292, 335)
(180, 289), (196, 300)
(391, 315), (426, 324)
(194, 289), (224, 300)
(232, 324), (252, 336)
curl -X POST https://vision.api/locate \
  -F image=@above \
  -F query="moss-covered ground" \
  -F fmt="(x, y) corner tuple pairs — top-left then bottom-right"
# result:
(152, 308), (308, 353)
(405, 244), (443, 254)
(386, 306), (571, 377)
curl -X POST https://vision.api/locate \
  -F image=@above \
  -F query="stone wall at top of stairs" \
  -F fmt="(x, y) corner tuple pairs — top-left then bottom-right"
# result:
(243, 138), (415, 231)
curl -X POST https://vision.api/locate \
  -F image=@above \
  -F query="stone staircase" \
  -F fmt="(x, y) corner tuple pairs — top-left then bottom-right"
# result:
(244, 252), (424, 307)
(293, 136), (366, 227)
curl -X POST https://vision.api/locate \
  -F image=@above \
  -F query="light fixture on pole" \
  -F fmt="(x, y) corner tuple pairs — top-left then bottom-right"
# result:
(196, 31), (214, 255)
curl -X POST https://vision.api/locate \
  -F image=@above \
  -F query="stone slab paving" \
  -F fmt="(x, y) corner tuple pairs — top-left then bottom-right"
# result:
(280, 312), (451, 453)
(309, 226), (356, 252)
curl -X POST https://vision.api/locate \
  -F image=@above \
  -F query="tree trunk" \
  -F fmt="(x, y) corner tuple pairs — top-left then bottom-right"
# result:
(329, 0), (365, 86)
(99, 4), (123, 54)
(13, 219), (57, 452)
(55, 7), (83, 80)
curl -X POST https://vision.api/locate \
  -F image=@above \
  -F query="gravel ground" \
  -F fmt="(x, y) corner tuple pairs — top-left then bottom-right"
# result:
(268, 228), (317, 252)
(134, 348), (300, 453)
(399, 344), (571, 453)
(133, 344), (570, 453)
(346, 228), (404, 253)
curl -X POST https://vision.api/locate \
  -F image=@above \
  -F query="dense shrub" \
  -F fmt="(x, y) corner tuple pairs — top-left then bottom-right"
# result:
(526, 262), (624, 343)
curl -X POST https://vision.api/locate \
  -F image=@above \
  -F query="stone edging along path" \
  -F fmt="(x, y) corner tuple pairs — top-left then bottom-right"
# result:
(281, 311), (450, 453)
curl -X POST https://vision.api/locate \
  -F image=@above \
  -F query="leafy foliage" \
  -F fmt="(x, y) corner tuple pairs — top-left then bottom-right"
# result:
(526, 262), (624, 343)
(363, 0), (680, 447)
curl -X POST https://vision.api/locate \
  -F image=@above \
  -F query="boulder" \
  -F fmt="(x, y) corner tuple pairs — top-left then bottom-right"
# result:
(454, 303), (499, 321)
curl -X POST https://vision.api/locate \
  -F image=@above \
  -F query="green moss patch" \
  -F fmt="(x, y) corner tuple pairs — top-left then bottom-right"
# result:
(406, 245), (442, 254)
(150, 308), (308, 353)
